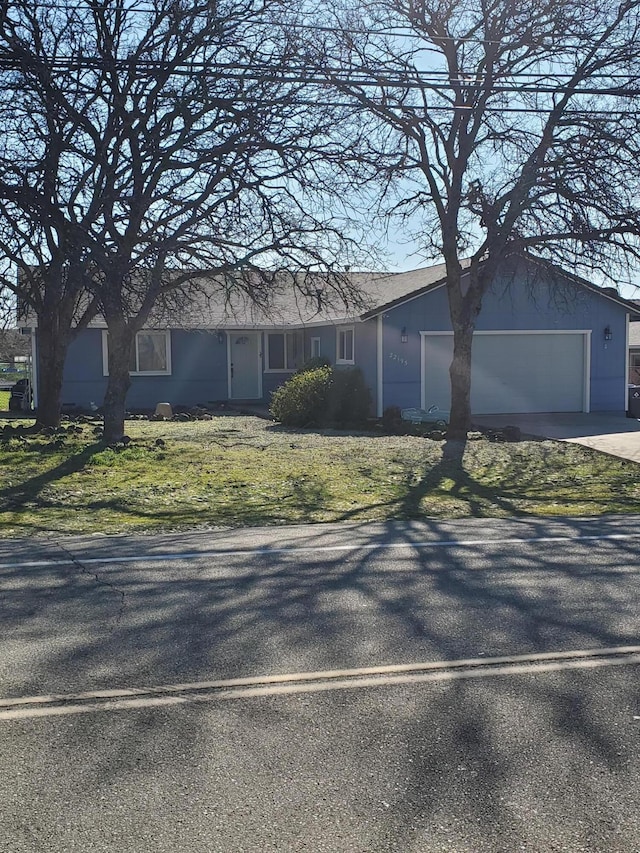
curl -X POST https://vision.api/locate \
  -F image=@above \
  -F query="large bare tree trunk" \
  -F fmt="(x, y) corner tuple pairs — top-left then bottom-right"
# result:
(448, 323), (474, 440)
(35, 316), (71, 429)
(445, 260), (484, 441)
(102, 324), (134, 443)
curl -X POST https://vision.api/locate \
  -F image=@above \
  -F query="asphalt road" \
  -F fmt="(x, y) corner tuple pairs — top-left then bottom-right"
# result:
(1, 516), (639, 852)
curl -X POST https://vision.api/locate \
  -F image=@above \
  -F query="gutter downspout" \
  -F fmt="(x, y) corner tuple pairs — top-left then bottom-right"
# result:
(376, 314), (383, 417)
(625, 314), (630, 410)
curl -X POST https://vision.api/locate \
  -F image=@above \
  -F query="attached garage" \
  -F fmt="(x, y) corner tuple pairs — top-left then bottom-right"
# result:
(421, 331), (590, 415)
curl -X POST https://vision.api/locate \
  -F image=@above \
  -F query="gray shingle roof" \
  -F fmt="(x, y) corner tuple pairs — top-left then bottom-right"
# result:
(86, 265), (452, 329)
(24, 254), (638, 330)
(166, 264), (453, 329)
(174, 257), (639, 328)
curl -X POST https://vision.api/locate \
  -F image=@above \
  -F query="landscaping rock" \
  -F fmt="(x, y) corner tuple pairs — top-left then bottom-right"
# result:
(155, 402), (173, 419)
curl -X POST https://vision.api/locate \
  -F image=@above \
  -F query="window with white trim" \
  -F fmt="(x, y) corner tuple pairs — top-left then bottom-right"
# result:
(266, 331), (304, 371)
(336, 326), (354, 364)
(102, 330), (171, 376)
(311, 337), (321, 358)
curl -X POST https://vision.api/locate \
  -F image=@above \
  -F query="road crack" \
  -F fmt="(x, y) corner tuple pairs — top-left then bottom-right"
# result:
(46, 535), (126, 622)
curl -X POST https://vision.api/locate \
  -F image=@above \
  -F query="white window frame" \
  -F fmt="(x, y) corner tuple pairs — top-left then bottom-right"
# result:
(310, 337), (321, 358)
(336, 326), (355, 365)
(102, 329), (172, 376)
(265, 330), (304, 372)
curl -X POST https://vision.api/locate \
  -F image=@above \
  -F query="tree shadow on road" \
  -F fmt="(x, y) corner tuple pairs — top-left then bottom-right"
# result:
(2, 512), (639, 850)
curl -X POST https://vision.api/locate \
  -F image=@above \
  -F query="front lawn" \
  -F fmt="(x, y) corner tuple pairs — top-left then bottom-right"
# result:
(1, 414), (639, 537)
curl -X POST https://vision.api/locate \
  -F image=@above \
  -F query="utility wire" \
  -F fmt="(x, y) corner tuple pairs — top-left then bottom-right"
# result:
(0, 54), (636, 82)
(0, 93), (637, 115)
(0, 55), (638, 101)
(5, 55), (637, 80)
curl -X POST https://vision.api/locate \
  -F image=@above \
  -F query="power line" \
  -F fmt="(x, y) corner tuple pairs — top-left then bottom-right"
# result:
(0, 90), (636, 116)
(0, 53), (637, 82)
(0, 54), (638, 102)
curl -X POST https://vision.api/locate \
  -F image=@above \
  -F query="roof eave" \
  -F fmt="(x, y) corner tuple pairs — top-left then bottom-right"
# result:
(521, 253), (640, 316)
(360, 276), (449, 320)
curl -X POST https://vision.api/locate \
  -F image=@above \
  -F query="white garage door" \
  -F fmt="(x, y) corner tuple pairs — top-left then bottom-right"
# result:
(422, 332), (587, 414)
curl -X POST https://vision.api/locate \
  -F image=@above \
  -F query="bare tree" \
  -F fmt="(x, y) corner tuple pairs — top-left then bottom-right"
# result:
(313, 0), (640, 437)
(0, 7), (100, 427)
(0, 0), (367, 441)
(0, 232), (98, 427)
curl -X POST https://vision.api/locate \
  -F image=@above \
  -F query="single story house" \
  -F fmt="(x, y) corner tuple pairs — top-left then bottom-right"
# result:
(37, 254), (640, 417)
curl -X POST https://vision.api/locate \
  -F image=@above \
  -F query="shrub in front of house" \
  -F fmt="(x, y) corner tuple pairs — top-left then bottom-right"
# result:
(325, 367), (371, 427)
(270, 366), (371, 428)
(270, 366), (333, 427)
(294, 355), (332, 375)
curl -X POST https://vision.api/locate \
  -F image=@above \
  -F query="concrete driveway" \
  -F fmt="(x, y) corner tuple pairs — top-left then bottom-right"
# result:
(472, 412), (640, 463)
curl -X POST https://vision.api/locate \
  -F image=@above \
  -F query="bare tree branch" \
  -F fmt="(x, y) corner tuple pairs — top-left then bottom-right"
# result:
(0, 0), (371, 438)
(310, 0), (640, 435)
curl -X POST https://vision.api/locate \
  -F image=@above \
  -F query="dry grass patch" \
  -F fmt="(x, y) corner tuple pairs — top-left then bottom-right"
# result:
(1, 413), (639, 538)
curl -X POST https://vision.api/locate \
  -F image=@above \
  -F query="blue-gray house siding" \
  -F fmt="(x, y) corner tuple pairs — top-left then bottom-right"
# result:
(61, 324), (364, 411)
(377, 263), (631, 414)
(55, 257), (634, 415)
(63, 329), (228, 411)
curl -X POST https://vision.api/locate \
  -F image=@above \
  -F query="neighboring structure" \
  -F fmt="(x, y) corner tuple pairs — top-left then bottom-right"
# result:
(0, 328), (30, 367)
(0, 330), (32, 410)
(42, 254), (640, 416)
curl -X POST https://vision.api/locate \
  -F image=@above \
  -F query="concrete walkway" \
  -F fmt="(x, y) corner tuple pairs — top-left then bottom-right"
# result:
(472, 412), (640, 464)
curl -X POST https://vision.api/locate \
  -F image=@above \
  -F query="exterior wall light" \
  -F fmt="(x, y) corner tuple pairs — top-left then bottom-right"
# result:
(604, 326), (612, 341)
(400, 327), (408, 343)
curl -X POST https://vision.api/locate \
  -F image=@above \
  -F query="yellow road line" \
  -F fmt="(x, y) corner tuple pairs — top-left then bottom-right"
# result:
(2, 646), (639, 721)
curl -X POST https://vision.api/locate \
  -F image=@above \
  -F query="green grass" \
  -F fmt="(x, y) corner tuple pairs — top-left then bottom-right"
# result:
(1, 413), (639, 538)
(0, 390), (9, 410)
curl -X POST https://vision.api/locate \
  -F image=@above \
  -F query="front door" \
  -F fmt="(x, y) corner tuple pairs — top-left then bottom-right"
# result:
(229, 332), (262, 399)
